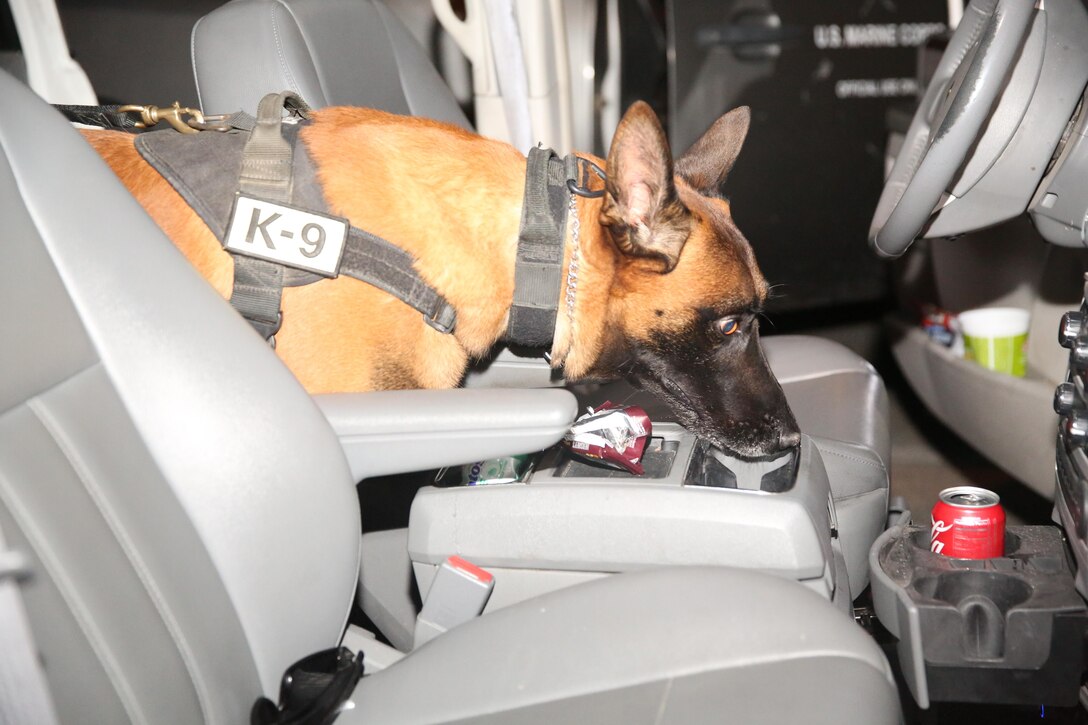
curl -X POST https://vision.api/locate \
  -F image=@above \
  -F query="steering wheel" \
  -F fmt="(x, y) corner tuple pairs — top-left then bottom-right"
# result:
(868, 0), (1035, 259)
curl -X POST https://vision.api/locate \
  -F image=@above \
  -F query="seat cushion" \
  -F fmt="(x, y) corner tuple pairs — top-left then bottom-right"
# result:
(346, 567), (899, 724)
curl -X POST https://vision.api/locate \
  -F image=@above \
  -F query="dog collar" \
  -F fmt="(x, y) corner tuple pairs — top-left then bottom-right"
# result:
(506, 148), (603, 350)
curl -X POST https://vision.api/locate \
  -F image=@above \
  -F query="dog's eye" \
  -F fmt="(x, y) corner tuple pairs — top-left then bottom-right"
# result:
(715, 317), (740, 337)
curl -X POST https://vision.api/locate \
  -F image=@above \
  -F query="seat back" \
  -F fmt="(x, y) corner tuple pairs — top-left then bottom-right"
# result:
(192, 0), (471, 127)
(0, 69), (360, 723)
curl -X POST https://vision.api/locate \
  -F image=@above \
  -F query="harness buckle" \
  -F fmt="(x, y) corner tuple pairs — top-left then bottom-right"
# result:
(117, 102), (231, 134)
(424, 305), (457, 335)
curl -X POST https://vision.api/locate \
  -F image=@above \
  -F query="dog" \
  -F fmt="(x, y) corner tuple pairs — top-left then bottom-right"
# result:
(85, 101), (800, 459)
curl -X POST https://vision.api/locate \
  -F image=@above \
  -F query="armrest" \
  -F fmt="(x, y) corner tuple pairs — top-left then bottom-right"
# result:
(313, 388), (578, 480)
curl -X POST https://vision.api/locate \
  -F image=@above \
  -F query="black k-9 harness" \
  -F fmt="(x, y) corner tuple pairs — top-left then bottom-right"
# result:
(67, 91), (604, 349)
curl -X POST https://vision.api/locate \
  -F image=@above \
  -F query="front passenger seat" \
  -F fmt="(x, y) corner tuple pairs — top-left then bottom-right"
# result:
(0, 69), (902, 723)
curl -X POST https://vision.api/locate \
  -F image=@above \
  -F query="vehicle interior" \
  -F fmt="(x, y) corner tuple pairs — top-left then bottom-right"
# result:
(2, 0), (1088, 723)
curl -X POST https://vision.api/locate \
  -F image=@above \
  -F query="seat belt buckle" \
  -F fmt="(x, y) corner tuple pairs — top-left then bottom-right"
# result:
(414, 556), (494, 648)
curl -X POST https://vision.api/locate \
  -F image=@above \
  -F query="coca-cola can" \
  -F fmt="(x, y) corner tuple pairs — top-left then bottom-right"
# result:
(930, 486), (1006, 559)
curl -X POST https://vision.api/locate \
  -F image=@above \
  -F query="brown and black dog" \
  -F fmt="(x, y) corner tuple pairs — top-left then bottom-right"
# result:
(86, 101), (800, 459)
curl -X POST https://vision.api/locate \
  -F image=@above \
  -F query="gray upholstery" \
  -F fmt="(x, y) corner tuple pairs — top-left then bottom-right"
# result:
(343, 568), (899, 724)
(769, 336), (890, 593)
(766, 336), (890, 466)
(0, 68), (360, 721)
(191, 0), (472, 128)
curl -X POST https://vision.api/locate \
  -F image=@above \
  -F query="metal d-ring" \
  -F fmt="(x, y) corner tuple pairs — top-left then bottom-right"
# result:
(567, 157), (607, 198)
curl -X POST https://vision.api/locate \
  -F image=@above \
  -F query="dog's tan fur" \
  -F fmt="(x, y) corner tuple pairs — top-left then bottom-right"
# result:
(86, 103), (764, 395)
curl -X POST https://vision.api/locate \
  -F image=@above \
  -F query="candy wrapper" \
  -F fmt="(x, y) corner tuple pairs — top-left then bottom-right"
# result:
(921, 305), (958, 347)
(920, 304), (964, 357)
(562, 401), (651, 474)
(435, 454), (536, 486)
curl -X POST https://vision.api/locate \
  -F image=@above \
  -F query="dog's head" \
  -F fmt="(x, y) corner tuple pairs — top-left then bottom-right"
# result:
(576, 101), (799, 460)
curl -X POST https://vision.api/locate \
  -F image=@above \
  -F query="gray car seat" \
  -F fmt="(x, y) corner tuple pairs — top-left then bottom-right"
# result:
(0, 68), (902, 723)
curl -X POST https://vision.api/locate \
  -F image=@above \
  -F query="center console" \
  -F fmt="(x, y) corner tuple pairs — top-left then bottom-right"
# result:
(407, 425), (851, 616)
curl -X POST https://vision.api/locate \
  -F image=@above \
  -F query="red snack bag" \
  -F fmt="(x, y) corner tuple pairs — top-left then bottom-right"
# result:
(562, 401), (652, 474)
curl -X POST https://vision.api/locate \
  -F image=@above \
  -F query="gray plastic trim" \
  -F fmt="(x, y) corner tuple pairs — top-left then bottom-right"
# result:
(1030, 83), (1088, 247)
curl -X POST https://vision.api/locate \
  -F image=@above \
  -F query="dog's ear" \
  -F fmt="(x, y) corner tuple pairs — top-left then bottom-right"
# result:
(601, 101), (692, 273)
(675, 106), (750, 195)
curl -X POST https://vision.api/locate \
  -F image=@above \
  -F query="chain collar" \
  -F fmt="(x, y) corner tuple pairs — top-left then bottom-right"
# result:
(565, 191), (580, 326)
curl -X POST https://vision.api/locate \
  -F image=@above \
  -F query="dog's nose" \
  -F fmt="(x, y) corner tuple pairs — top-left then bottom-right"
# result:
(778, 428), (802, 451)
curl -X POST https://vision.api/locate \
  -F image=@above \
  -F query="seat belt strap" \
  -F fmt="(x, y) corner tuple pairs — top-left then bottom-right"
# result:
(229, 92), (312, 342)
(0, 521), (61, 725)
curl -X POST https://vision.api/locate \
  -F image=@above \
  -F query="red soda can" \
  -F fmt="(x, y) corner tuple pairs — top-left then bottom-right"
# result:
(930, 486), (1006, 559)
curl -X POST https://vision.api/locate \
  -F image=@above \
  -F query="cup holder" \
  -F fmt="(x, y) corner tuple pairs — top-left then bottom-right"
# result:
(915, 571), (1032, 611)
(914, 571), (1034, 660)
(908, 528), (1021, 557)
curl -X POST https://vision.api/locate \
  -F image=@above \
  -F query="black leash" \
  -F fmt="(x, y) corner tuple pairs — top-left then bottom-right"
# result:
(54, 104), (146, 132)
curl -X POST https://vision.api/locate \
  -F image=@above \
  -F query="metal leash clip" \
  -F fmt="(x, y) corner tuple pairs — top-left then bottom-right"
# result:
(116, 101), (231, 134)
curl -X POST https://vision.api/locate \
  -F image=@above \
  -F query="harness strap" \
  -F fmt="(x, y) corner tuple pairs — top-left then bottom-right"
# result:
(229, 92), (311, 341)
(342, 228), (458, 333)
(506, 147), (577, 348)
(118, 92), (458, 339)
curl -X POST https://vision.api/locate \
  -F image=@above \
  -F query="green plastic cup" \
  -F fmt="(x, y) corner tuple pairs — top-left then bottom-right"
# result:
(959, 307), (1029, 377)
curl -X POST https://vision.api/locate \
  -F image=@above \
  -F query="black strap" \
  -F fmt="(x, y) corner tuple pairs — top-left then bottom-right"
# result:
(55, 104), (254, 134)
(54, 104), (145, 132)
(341, 228), (457, 333)
(229, 92), (311, 341)
(251, 647), (363, 725)
(506, 147), (576, 348)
